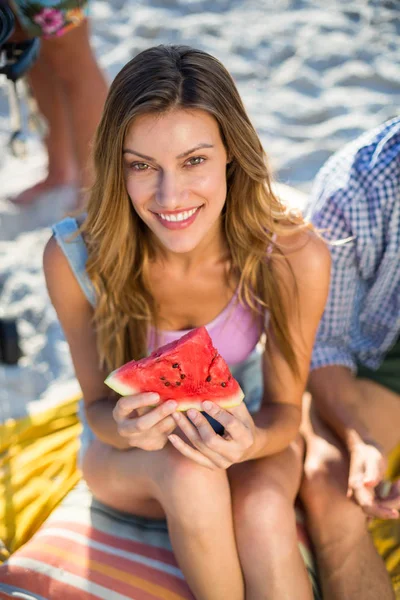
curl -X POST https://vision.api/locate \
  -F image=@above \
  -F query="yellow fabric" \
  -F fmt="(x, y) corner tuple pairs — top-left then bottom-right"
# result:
(0, 396), (82, 563)
(369, 443), (400, 598)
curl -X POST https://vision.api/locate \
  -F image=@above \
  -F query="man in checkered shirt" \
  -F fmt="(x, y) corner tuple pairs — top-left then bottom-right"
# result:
(301, 117), (400, 599)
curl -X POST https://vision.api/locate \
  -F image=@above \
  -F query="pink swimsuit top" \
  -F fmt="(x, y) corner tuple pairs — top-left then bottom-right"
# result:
(148, 292), (263, 365)
(148, 235), (276, 364)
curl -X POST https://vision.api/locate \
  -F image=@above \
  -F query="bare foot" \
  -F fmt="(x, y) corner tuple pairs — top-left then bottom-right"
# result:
(10, 174), (77, 206)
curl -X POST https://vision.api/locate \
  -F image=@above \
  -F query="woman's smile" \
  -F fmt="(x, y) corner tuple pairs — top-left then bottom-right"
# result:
(152, 206), (203, 229)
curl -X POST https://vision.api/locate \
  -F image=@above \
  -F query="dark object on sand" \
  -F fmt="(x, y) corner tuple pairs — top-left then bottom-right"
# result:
(0, 2), (42, 158)
(0, 317), (22, 365)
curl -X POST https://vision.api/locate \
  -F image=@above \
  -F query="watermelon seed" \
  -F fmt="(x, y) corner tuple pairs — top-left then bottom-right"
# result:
(176, 381), (181, 386)
(206, 375), (212, 382)
(164, 381), (171, 387)
(160, 376), (166, 380)
(180, 374), (186, 380)
(172, 363), (179, 368)
(221, 382), (227, 387)
(228, 376), (231, 381)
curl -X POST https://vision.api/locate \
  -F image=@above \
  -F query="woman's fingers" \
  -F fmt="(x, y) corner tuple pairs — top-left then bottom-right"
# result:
(172, 411), (229, 466)
(158, 414), (178, 435)
(118, 400), (178, 436)
(172, 408), (250, 467)
(133, 401), (178, 431)
(168, 433), (223, 470)
(113, 392), (160, 421)
(202, 401), (251, 442)
(124, 415), (176, 450)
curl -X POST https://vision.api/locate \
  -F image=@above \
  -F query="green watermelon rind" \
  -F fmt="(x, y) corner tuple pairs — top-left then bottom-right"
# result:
(105, 371), (139, 396)
(169, 392), (244, 411)
(105, 369), (244, 411)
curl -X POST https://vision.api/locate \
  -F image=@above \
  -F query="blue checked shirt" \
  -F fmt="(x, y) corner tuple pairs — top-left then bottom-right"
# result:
(305, 117), (400, 373)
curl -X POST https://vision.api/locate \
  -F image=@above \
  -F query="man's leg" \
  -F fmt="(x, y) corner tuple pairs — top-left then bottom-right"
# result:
(300, 393), (396, 600)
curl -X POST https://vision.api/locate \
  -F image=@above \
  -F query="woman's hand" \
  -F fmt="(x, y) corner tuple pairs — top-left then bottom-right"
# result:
(168, 400), (256, 470)
(112, 393), (178, 451)
(348, 440), (400, 519)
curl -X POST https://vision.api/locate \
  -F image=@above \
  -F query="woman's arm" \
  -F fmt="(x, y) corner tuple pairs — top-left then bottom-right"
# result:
(167, 230), (332, 469)
(43, 236), (130, 450)
(249, 230), (331, 459)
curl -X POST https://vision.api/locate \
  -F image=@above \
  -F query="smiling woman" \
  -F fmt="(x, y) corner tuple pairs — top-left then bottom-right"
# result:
(43, 45), (331, 600)
(122, 110), (228, 254)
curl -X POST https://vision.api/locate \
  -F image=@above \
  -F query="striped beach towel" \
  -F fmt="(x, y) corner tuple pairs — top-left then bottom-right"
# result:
(0, 480), (321, 600)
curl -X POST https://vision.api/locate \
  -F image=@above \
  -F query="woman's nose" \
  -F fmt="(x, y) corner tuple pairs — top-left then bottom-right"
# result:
(155, 171), (184, 209)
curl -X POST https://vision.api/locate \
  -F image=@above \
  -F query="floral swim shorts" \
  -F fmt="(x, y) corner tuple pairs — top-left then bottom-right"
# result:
(10, 0), (88, 39)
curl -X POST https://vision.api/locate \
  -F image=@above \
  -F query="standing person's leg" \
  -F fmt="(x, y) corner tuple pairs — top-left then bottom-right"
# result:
(12, 54), (78, 205)
(40, 19), (108, 206)
(10, 15), (108, 208)
(301, 392), (397, 600)
(229, 437), (314, 600)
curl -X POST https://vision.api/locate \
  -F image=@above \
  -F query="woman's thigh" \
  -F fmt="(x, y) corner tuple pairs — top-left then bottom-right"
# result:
(82, 438), (232, 521)
(82, 439), (166, 518)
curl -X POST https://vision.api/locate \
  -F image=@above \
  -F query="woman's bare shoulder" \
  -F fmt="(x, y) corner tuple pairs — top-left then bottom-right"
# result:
(273, 228), (331, 290)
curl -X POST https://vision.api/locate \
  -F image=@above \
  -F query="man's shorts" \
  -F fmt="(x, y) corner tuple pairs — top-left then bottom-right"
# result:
(357, 335), (400, 396)
(10, 0), (88, 39)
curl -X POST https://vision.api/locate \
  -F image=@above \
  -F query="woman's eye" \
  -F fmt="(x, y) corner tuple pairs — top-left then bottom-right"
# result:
(186, 156), (205, 167)
(131, 162), (150, 171)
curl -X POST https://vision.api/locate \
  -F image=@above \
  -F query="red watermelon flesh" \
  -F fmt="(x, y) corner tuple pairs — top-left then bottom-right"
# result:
(105, 327), (244, 411)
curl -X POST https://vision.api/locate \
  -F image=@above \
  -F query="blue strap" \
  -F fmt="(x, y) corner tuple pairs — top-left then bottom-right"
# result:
(52, 217), (96, 307)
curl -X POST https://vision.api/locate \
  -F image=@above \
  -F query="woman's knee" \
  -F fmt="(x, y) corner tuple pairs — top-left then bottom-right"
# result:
(155, 446), (231, 525)
(232, 474), (297, 540)
(82, 440), (131, 498)
(81, 442), (126, 507)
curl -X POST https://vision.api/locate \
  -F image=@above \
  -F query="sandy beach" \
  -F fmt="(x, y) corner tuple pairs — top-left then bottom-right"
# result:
(1, 0), (399, 422)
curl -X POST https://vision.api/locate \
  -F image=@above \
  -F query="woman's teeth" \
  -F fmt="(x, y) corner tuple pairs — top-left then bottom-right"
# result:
(158, 207), (198, 222)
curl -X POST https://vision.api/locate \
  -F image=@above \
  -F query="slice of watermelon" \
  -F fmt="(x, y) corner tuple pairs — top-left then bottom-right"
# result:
(105, 327), (244, 411)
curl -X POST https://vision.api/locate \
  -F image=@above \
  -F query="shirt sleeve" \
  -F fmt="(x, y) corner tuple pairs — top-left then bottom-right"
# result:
(306, 155), (360, 374)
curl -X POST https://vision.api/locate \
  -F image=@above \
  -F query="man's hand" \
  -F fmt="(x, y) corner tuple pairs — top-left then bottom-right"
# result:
(348, 441), (400, 519)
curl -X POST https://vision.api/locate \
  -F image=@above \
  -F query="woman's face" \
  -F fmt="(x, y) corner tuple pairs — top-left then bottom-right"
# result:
(123, 108), (229, 255)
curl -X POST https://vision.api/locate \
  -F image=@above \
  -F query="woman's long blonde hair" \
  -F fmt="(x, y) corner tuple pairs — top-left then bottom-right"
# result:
(82, 45), (307, 376)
